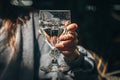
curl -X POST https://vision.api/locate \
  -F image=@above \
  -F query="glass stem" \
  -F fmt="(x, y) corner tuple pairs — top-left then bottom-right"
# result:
(50, 49), (60, 59)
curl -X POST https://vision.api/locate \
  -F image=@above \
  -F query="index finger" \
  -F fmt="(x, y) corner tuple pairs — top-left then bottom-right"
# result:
(67, 23), (78, 31)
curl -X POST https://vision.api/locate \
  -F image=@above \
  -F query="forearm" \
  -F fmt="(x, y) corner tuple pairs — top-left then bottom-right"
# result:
(64, 46), (98, 80)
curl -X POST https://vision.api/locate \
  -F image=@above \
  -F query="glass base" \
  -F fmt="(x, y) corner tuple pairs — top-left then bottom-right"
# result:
(40, 59), (69, 72)
(40, 65), (69, 72)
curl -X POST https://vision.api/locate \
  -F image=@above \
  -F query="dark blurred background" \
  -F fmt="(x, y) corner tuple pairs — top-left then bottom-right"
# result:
(34, 0), (120, 73)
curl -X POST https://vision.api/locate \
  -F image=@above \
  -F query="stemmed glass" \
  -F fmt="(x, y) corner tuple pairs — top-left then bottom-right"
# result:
(39, 10), (71, 72)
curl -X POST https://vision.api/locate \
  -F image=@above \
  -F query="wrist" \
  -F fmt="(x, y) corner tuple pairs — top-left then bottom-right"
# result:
(64, 48), (80, 62)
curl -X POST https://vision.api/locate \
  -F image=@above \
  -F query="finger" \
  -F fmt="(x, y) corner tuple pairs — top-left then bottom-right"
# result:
(67, 23), (78, 31)
(55, 43), (76, 51)
(59, 33), (74, 41)
(57, 34), (78, 47)
(59, 32), (78, 41)
(64, 20), (71, 26)
(55, 40), (73, 48)
(55, 39), (78, 50)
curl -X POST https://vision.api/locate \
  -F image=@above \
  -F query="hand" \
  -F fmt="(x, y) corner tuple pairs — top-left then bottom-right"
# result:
(55, 23), (80, 61)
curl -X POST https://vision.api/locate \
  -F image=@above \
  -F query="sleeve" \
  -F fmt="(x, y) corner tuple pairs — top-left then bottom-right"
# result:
(65, 46), (99, 80)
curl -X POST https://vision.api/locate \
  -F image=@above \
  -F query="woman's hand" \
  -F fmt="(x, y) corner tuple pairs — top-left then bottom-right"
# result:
(55, 23), (80, 61)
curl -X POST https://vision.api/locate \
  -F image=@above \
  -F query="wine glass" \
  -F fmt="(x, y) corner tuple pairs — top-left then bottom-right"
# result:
(39, 10), (71, 72)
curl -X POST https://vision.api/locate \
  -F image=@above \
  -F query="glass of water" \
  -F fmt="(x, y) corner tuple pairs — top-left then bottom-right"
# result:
(39, 10), (71, 72)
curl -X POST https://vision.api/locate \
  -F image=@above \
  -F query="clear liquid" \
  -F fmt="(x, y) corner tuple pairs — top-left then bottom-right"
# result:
(43, 28), (64, 37)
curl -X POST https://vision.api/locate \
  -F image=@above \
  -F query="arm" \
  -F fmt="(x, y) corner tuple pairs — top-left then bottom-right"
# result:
(65, 46), (95, 72)
(55, 23), (99, 80)
(65, 46), (98, 80)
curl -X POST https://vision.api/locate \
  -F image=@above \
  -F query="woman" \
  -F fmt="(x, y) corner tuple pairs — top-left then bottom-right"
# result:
(0, 0), (99, 80)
